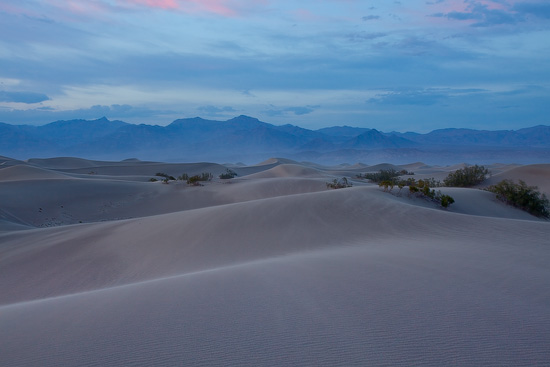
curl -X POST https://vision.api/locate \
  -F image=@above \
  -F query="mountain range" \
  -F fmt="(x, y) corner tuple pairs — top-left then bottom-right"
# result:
(1, 115), (549, 165)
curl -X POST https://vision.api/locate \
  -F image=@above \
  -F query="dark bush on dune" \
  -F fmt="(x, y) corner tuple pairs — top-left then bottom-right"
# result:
(444, 165), (489, 187)
(155, 172), (176, 181)
(219, 169), (238, 179)
(379, 177), (454, 208)
(487, 180), (549, 218)
(187, 172), (213, 186)
(326, 177), (353, 189)
(358, 169), (400, 183)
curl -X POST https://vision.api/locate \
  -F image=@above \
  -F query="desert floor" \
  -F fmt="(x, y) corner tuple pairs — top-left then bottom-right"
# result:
(1, 156), (549, 366)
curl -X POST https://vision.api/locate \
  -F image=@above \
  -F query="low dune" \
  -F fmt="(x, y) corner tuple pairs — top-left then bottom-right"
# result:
(0, 164), (72, 182)
(243, 163), (325, 179)
(483, 164), (550, 195)
(1, 157), (549, 366)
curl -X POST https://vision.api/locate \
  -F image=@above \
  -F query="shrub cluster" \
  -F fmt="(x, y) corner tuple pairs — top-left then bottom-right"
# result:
(444, 165), (489, 187)
(186, 172), (213, 186)
(154, 172), (176, 184)
(326, 177), (353, 189)
(379, 178), (454, 208)
(219, 169), (238, 179)
(357, 169), (413, 184)
(486, 180), (549, 218)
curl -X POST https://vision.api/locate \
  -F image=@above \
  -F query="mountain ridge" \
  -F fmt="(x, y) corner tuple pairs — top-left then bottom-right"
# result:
(1, 116), (549, 165)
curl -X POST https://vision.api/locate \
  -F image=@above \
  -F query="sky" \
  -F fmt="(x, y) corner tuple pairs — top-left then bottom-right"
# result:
(0, 0), (549, 132)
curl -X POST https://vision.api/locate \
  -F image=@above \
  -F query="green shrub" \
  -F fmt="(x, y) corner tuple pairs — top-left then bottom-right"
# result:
(178, 173), (189, 181)
(326, 177), (353, 189)
(219, 169), (238, 179)
(439, 193), (455, 208)
(380, 177), (454, 208)
(487, 180), (549, 218)
(359, 169), (400, 183)
(155, 172), (176, 181)
(186, 172), (213, 186)
(444, 165), (489, 187)
(378, 180), (394, 192)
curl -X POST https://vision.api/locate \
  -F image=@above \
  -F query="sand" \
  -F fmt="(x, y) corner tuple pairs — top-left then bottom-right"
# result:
(1, 158), (549, 366)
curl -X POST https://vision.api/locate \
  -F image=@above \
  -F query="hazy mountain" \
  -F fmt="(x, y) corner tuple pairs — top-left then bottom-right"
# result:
(317, 126), (372, 138)
(346, 129), (417, 149)
(1, 116), (549, 164)
(394, 125), (550, 148)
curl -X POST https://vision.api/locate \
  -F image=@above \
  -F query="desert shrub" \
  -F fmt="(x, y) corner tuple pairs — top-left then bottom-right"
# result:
(178, 173), (189, 181)
(326, 177), (353, 189)
(378, 180), (394, 192)
(486, 180), (549, 218)
(219, 169), (238, 179)
(359, 168), (417, 184)
(155, 172), (175, 181)
(444, 165), (489, 187)
(187, 172), (213, 186)
(381, 177), (454, 208)
(358, 169), (400, 183)
(439, 194), (455, 208)
(149, 178), (158, 182)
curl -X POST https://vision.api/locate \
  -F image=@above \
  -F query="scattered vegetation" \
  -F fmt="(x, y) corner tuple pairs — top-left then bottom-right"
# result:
(443, 165), (490, 187)
(155, 172), (176, 181)
(486, 180), (549, 218)
(326, 177), (353, 189)
(186, 172), (213, 186)
(379, 177), (454, 208)
(357, 169), (413, 184)
(151, 171), (214, 186)
(219, 169), (238, 179)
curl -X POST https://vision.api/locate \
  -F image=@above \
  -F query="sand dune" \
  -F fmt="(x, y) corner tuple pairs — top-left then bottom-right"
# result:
(1, 157), (549, 366)
(484, 164), (550, 194)
(243, 163), (325, 179)
(0, 164), (72, 182)
(28, 157), (104, 169)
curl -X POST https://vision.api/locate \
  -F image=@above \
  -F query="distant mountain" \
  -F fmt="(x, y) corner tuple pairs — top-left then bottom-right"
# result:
(317, 126), (371, 138)
(346, 129), (417, 149)
(393, 125), (550, 148)
(1, 116), (549, 165)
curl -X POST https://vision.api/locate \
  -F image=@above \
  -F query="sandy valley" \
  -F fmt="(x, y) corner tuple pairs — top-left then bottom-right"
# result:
(1, 155), (549, 366)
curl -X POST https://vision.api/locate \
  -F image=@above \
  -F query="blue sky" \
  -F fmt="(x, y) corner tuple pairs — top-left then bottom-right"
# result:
(0, 0), (549, 132)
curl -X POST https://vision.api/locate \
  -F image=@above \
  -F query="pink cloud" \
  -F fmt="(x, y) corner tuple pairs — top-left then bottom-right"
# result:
(121, 0), (269, 17)
(124, 0), (179, 10)
(4, 0), (267, 19)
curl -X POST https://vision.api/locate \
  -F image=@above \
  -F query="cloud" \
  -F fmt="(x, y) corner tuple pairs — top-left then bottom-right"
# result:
(197, 105), (237, 114)
(348, 32), (387, 42)
(361, 15), (380, 21)
(0, 104), (176, 125)
(431, 1), (523, 27)
(264, 105), (319, 117)
(367, 88), (485, 106)
(125, 0), (179, 10)
(0, 91), (50, 104)
(513, 2), (550, 19)
(116, 0), (269, 17)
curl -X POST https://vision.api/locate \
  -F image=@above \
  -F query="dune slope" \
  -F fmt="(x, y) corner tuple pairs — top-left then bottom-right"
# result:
(1, 184), (549, 366)
(1, 157), (549, 366)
